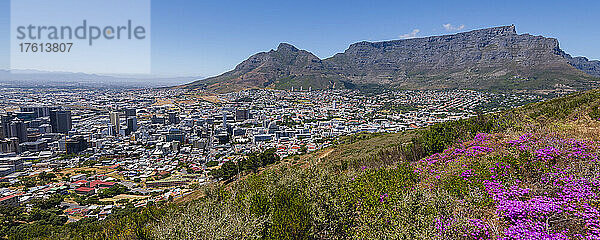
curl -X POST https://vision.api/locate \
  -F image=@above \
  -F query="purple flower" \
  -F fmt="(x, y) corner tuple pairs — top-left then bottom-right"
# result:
(379, 193), (388, 203)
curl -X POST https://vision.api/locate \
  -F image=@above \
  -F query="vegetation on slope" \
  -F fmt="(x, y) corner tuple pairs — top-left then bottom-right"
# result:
(3, 202), (164, 240)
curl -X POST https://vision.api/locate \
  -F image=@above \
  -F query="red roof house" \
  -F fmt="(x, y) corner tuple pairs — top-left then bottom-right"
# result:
(72, 180), (89, 187)
(75, 187), (95, 195)
(0, 195), (19, 207)
(89, 180), (116, 188)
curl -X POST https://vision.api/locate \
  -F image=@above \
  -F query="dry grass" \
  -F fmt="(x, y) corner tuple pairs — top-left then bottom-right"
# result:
(99, 194), (149, 203)
(59, 166), (116, 177)
(172, 190), (205, 204)
(295, 132), (415, 169)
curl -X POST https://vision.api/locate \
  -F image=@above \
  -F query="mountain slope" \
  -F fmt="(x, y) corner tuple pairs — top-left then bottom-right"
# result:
(325, 25), (597, 90)
(183, 25), (600, 92)
(568, 56), (600, 76)
(184, 43), (343, 92)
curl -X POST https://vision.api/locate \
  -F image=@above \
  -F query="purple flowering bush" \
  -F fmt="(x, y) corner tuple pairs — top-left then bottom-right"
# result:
(417, 132), (600, 239)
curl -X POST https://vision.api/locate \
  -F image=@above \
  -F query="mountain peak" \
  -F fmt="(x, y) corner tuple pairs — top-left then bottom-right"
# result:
(470, 24), (516, 36)
(276, 43), (299, 52)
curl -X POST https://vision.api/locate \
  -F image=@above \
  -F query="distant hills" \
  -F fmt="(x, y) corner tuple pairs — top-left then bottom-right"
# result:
(0, 70), (202, 88)
(182, 25), (600, 92)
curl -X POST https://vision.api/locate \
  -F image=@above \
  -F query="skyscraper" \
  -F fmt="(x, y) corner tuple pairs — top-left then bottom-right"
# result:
(0, 114), (12, 138)
(49, 111), (57, 132)
(50, 110), (72, 133)
(168, 112), (179, 125)
(126, 116), (137, 135)
(124, 108), (137, 118)
(110, 112), (121, 136)
(9, 120), (27, 143)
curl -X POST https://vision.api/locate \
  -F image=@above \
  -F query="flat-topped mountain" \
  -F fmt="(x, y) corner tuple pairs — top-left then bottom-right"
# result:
(183, 25), (600, 92)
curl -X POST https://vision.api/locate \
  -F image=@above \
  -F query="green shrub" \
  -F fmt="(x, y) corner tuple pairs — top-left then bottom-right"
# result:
(266, 188), (311, 240)
(589, 106), (600, 120)
(441, 175), (469, 199)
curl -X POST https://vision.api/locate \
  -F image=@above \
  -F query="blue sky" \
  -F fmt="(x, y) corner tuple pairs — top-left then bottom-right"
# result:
(1, 0), (599, 77)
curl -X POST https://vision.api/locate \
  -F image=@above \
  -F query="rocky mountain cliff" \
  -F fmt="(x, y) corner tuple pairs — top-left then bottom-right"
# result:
(568, 56), (600, 77)
(184, 25), (600, 92)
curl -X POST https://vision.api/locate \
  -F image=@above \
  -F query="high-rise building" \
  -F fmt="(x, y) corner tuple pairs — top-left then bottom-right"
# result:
(19, 140), (47, 152)
(166, 128), (185, 143)
(235, 108), (250, 122)
(168, 112), (179, 125)
(0, 139), (14, 153)
(28, 119), (41, 129)
(0, 156), (24, 175)
(126, 116), (137, 135)
(50, 110), (72, 133)
(0, 115), (12, 138)
(66, 136), (88, 154)
(8, 120), (27, 143)
(107, 124), (116, 137)
(14, 112), (35, 121)
(124, 108), (137, 118)
(151, 115), (166, 124)
(109, 112), (121, 136)
(49, 111), (57, 132)
(20, 106), (52, 118)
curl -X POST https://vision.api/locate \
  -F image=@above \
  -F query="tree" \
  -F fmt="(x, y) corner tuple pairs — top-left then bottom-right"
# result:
(98, 184), (128, 198)
(37, 172), (57, 182)
(30, 194), (64, 210)
(210, 148), (280, 181)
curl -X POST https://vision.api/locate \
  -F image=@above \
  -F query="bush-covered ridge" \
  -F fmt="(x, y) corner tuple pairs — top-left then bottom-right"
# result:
(148, 131), (600, 239)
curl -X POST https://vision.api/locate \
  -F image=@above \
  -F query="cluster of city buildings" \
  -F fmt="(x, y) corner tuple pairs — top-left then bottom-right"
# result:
(0, 87), (543, 220)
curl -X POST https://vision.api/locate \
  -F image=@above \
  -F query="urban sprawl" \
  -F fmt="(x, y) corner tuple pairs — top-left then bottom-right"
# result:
(0, 87), (543, 222)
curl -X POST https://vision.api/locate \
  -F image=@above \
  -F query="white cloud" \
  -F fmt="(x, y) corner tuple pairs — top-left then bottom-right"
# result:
(443, 23), (465, 31)
(399, 29), (420, 39)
